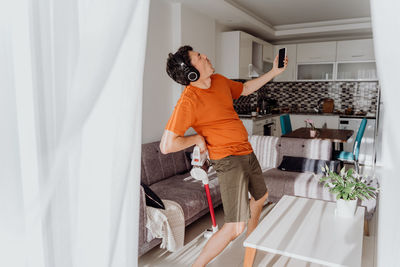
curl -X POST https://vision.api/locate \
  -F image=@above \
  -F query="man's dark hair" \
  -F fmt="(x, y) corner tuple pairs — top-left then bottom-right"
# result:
(166, 45), (194, 86)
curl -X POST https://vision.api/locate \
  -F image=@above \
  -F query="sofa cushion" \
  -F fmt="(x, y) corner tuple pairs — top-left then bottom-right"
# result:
(149, 172), (221, 224)
(282, 170), (335, 201)
(279, 138), (332, 162)
(262, 168), (316, 203)
(278, 156), (339, 174)
(249, 135), (281, 170)
(303, 139), (332, 161)
(141, 141), (193, 185)
(141, 142), (164, 185)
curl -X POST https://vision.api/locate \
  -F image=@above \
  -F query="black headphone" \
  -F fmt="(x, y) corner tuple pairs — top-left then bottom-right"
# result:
(179, 61), (200, 83)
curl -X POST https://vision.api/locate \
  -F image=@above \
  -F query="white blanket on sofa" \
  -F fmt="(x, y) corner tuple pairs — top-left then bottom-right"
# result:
(145, 199), (185, 252)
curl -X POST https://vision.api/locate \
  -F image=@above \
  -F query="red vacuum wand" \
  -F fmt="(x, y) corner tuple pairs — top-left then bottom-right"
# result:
(190, 146), (218, 236)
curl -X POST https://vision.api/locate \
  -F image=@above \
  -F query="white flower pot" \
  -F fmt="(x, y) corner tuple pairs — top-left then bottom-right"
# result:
(336, 199), (357, 217)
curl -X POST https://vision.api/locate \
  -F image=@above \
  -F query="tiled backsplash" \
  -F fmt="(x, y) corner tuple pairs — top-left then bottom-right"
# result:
(234, 81), (380, 114)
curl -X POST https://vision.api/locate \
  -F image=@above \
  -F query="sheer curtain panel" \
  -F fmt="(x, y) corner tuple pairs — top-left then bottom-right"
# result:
(0, 0), (149, 266)
(370, 0), (400, 265)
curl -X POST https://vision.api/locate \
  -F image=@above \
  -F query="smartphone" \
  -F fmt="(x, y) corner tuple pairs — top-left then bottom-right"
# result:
(278, 48), (287, 68)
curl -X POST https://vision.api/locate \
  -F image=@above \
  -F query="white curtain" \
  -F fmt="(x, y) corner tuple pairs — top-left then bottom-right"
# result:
(0, 0), (149, 266)
(370, 0), (400, 265)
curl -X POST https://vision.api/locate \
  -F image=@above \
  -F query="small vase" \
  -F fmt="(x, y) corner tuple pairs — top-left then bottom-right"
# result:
(310, 129), (317, 137)
(336, 198), (357, 217)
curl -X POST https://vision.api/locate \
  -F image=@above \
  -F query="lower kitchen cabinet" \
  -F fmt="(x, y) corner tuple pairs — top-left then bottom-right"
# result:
(240, 115), (281, 137)
(271, 115), (281, 136)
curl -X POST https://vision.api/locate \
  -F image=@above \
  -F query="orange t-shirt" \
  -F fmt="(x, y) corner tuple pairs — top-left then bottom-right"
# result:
(165, 74), (253, 160)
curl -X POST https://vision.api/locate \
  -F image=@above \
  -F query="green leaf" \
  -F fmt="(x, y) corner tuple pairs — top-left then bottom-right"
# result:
(340, 167), (346, 176)
(344, 186), (353, 194)
(320, 177), (329, 182)
(347, 168), (354, 177)
(361, 191), (371, 199)
(356, 193), (365, 201)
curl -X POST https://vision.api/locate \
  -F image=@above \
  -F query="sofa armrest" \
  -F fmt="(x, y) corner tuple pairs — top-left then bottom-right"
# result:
(139, 185), (147, 247)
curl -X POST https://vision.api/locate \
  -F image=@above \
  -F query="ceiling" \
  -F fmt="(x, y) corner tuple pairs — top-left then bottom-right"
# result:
(230, 0), (371, 25)
(171, 0), (373, 44)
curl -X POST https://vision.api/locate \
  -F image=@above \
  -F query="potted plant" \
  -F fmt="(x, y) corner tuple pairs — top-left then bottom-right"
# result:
(319, 166), (378, 217)
(305, 119), (317, 137)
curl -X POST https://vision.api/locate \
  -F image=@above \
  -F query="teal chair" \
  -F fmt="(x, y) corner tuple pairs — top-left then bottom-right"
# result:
(280, 114), (292, 135)
(335, 118), (367, 173)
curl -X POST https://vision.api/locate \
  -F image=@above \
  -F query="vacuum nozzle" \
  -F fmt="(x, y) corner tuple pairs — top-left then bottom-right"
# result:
(190, 146), (210, 184)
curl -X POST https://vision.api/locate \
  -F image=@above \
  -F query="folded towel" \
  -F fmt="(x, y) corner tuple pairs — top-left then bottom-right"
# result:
(145, 199), (185, 252)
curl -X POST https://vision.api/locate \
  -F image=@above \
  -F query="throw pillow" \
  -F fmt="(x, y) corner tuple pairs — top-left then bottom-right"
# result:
(141, 183), (165, 209)
(278, 156), (339, 174)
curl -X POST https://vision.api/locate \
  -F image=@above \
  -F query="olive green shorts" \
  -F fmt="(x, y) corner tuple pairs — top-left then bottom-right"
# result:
(210, 152), (268, 223)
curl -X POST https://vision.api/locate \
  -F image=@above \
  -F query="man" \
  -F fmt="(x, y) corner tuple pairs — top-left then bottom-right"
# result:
(160, 45), (288, 267)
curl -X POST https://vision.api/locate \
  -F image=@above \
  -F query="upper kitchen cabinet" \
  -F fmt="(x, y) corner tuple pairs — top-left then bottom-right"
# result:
(219, 31), (274, 79)
(262, 43), (274, 73)
(336, 39), (375, 61)
(296, 42), (336, 81)
(273, 44), (297, 82)
(219, 31), (252, 79)
(296, 41), (337, 63)
(336, 39), (378, 80)
(262, 43), (274, 62)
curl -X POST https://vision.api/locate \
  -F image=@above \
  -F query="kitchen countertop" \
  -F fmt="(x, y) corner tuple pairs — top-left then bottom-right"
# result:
(238, 112), (376, 120)
(238, 114), (280, 120)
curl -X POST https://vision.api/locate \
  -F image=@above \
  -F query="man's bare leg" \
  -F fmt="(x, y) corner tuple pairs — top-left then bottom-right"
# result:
(192, 222), (246, 267)
(243, 191), (269, 267)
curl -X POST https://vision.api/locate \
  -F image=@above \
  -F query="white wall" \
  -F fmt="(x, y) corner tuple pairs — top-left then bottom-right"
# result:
(181, 5), (216, 66)
(142, 1), (221, 143)
(142, 0), (179, 144)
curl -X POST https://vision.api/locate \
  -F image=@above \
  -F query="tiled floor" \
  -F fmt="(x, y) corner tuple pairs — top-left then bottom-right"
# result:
(139, 197), (377, 267)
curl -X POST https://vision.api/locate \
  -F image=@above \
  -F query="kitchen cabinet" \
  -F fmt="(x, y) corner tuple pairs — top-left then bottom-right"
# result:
(290, 114), (339, 131)
(336, 39), (377, 81)
(297, 63), (335, 81)
(296, 41), (336, 81)
(240, 116), (280, 136)
(241, 119), (253, 135)
(337, 62), (377, 80)
(241, 118), (264, 136)
(296, 41), (337, 63)
(252, 41), (263, 75)
(220, 31), (252, 79)
(262, 43), (274, 62)
(273, 44), (297, 82)
(220, 31), (274, 79)
(336, 39), (375, 61)
(271, 115), (281, 136)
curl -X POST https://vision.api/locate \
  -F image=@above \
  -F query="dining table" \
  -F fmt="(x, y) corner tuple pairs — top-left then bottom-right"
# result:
(282, 127), (354, 158)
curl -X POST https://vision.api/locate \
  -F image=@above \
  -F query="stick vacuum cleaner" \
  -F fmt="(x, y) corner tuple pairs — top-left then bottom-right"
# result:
(190, 146), (219, 238)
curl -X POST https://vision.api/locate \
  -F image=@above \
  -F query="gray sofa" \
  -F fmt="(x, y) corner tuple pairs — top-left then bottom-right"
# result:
(139, 136), (377, 256)
(139, 141), (221, 256)
(249, 135), (377, 222)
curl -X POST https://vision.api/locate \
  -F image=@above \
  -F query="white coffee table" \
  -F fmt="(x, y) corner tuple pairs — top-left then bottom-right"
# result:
(244, 195), (365, 267)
